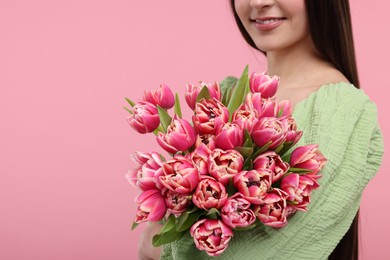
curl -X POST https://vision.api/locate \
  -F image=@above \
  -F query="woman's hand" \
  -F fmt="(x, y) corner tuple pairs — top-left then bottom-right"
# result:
(138, 222), (163, 260)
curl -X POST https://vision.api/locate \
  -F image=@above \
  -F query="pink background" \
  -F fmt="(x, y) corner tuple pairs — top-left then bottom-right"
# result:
(0, 1), (388, 259)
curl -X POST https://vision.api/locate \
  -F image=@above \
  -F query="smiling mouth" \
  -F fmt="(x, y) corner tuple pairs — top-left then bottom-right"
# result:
(255, 18), (285, 24)
(250, 17), (286, 31)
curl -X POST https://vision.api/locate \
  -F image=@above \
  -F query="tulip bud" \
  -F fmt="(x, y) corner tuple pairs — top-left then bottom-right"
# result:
(253, 188), (289, 228)
(233, 169), (272, 205)
(251, 117), (286, 150)
(185, 81), (222, 110)
(280, 174), (319, 211)
(162, 189), (191, 216)
(192, 176), (228, 210)
(214, 121), (244, 150)
(156, 117), (196, 153)
(192, 98), (229, 134)
(127, 101), (160, 134)
(126, 151), (164, 191)
(249, 72), (279, 98)
(253, 151), (289, 184)
(143, 84), (175, 109)
(208, 149), (244, 186)
(134, 189), (167, 223)
(190, 219), (233, 256)
(221, 193), (256, 228)
(290, 144), (327, 175)
(159, 155), (199, 194)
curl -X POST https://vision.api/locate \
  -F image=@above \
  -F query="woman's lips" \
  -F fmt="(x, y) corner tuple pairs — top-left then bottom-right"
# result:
(251, 18), (286, 31)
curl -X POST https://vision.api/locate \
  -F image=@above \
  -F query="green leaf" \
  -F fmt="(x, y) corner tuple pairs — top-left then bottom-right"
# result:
(277, 106), (284, 117)
(206, 208), (220, 219)
(207, 208), (220, 216)
(131, 221), (139, 230)
(277, 141), (295, 157)
(243, 130), (253, 147)
(220, 76), (238, 105)
(227, 178), (236, 197)
(273, 143), (284, 154)
(174, 93), (182, 118)
(243, 158), (253, 171)
(152, 228), (184, 247)
(152, 127), (159, 136)
(176, 211), (205, 232)
(157, 105), (172, 132)
(251, 141), (272, 158)
(240, 77), (251, 105)
(227, 65), (249, 120)
(125, 97), (136, 107)
(235, 146), (254, 158)
(196, 85), (211, 103)
(281, 152), (292, 162)
(123, 106), (133, 114)
(158, 215), (177, 234)
(289, 167), (312, 174)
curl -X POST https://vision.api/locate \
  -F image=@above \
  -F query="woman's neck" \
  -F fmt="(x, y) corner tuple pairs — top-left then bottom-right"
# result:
(265, 41), (329, 89)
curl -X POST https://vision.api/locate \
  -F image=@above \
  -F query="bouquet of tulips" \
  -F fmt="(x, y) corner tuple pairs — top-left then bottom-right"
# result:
(124, 66), (327, 256)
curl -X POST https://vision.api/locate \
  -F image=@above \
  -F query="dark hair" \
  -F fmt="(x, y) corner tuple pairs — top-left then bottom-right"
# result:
(230, 0), (360, 259)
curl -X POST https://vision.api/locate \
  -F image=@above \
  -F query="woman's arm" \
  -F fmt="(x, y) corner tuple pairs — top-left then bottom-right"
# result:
(138, 223), (163, 260)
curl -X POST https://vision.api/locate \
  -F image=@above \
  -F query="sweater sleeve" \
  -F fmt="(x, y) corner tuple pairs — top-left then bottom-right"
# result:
(160, 83), (384, 260)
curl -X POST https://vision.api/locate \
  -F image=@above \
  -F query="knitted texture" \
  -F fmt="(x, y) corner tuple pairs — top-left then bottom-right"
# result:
(160, 82), (384, 260)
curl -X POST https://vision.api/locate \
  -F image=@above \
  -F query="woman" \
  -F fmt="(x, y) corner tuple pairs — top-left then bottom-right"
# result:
(139, 0), (384, 259)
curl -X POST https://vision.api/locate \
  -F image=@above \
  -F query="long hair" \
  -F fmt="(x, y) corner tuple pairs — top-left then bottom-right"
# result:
(230, 0), (360, 259)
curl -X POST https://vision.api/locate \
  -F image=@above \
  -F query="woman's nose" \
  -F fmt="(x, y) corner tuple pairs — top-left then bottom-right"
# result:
(249, 0), (275, 9)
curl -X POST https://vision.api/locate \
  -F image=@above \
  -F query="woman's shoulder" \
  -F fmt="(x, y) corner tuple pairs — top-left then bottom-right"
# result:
(293, 81), (379, 122)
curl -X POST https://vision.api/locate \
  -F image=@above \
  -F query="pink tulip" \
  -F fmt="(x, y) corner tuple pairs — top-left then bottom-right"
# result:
(127, 101), (160, 134)
(185, 81), (222, 110)
(253, 151), (289, 184)
(232, 103), (258, 131)
(192, 176), (228, 210)
(156, 117), (196, 153)
(126, 152), (164, 191)
(253, 188), (289, 228)
(162, 189), (191, 216)
(250, 117), (286, 150)
(143, 83), (175, 109)
(281, 174), (319, 211)
(134, 189), (167, 223)
(190, 219), (233, 256)
(188, 143), (211, 175)
(249, 72), (279, 98)
(246, 93), (280, 119)
(214, 121), (244, 150)
(159, 155), (199, 194)
(281, 117), (303, 145)
(221, 193), (256, 228)
(192, 98), (229, 134)
(194, 134), (217, 151)
(290, 144), (327, 175)
(208, 149), (244, 186)
(233, 169), (272, 205)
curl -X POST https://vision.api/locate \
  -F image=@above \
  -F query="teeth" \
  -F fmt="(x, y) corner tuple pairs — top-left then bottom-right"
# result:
(255, 18), (283, 24)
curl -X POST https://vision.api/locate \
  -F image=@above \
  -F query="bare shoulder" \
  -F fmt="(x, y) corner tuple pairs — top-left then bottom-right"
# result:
(316, 66), (350, 86)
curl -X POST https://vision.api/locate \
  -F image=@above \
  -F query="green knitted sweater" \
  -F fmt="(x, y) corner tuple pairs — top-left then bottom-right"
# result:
(160, 82), (384, 260)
